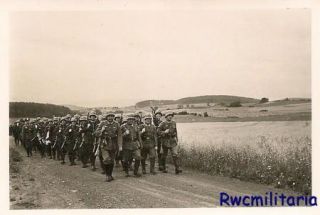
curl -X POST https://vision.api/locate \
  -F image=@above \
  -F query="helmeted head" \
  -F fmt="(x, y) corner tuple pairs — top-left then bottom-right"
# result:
(106, 112), (115, 122)
(165, 112), (174, 121)
(114, 114), (121, 123)
(89, 111), (97, 121)
(144, 114), (152, 124)
(121, 116), (128, 125)
(53, 117), (59, 122)
(127, 115), (135, 125)
(133, 112), (142, 123)
(155, 110), (162, 119)
(70, 117), (77, 125)
(79, 115), (87, 126)
(74, 114), (80, 119)
(60, 116), (67, 125)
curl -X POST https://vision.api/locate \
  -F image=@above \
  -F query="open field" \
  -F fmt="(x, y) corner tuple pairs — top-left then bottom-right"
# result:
(123, 101), (311, 123)
(177, 121), (311, 148)
(175, 121), (311, 194)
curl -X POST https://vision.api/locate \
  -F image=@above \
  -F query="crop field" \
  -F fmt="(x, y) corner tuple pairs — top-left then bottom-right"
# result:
(174, 102), (311, 118)
(176, 121), (311, 194)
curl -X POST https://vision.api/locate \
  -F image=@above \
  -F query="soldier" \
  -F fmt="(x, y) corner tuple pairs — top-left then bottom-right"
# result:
(12, 120), (22, 146)
(64, 117), (79, 165)
(21, 118), (29, 150)
(51, 117), (60, 160)
(86, 111), (101, 172)
(44, 119), (55, 159)
(121, 115), (142, 177)
(153, 110), (164, 171)
(95, 112), (122, 182)
(58, 117), (68, 164)
(34, 119), (46, 157)
(78, 115), (95, 168)
(158, 112), (182, 174)
(65, 114), (72, 122)
(114, 113), (123, 167)
(21, 119), (34, 157)
(140, 114), (158, 175)
(133, 112), (143, 127)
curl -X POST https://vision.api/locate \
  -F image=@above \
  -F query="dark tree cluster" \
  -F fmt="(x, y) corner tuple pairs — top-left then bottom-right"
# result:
(9, 102), (73, 118)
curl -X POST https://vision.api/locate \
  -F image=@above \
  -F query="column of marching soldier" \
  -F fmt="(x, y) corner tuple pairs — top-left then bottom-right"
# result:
(9, 111), (182, 182)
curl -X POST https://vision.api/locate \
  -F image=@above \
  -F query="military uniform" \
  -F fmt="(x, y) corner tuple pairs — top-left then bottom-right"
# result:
(78, 116), (96, 168)
(21, 122), (34, 157)
(153, 111), (164, 170)
(44, 121), (55, 159)
(87, 117), (100, 171)
(34, 121), (46, 157)
(96, 114), (122, 181)
(51, 118), (60, 160)
(158, 112), (182, 174)
(57, 119), (67, 164)
(13, 121), (22, 146)
(64, 119), (79, 165)
(140, 115), (158, 174)
(121, 117), (142, 177)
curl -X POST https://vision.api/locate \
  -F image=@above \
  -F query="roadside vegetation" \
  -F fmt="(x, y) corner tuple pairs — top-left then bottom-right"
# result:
(177, 136), (311, 195)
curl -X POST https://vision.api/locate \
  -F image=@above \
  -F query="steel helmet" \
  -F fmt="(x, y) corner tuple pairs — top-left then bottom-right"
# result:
(165, 112), (174, 118)
(115, 114), (121, 119)
(88, 110), (96, 117)
(144, 114), (153, 120)
(155, 110), (163, 116)
(106, 112), (115, 117)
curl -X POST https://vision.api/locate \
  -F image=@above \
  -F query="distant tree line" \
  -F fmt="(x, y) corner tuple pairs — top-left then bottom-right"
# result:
(9, 102), (73, 118)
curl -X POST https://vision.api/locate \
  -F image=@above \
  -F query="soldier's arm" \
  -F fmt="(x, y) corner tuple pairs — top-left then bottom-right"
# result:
(94, 121), (105, 137)
(157, 122), (166, 137)
(117, 124), (123, 150)
(173, 121), (178, 140)
(153, 126), (158, 146)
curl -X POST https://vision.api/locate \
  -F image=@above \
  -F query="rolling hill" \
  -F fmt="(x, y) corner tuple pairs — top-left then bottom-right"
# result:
(135, 95), (259, 108)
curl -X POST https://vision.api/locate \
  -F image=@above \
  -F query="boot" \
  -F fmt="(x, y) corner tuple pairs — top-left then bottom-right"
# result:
(129, 159), (134, 171)
(110, 164), (114, 180)
(61, 154), (65, 164)
(105, 164), (113, 182)
(124, 162), (130, 177)
(100, 156), (105, 174)
(150, 158), (156, 175)
(121, 160), (125, 171)
(115, 160), (120, 167)
(173, 156), (182, 174)
(162, 158), (168, 173)
(158, 154), (164, 171)
(141, 159), (147, 174)
(134, 160), (141, 177)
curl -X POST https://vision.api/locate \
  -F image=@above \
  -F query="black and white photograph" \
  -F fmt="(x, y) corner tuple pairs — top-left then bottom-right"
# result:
(1, 0), (318, 213)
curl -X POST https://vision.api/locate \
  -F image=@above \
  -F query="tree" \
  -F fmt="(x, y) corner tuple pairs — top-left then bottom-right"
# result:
(259, 97), (269, 104)
(228, 101), (242, 107)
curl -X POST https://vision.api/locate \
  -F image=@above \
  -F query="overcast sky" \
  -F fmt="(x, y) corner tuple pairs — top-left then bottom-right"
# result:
(9, 9), (310, 107)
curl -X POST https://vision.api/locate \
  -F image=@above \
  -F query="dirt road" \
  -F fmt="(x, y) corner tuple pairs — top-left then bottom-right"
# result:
(9, 137), (297, 209)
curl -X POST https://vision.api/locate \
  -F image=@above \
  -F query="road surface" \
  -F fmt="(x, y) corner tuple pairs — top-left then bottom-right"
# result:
(9, 137), (297, 209)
